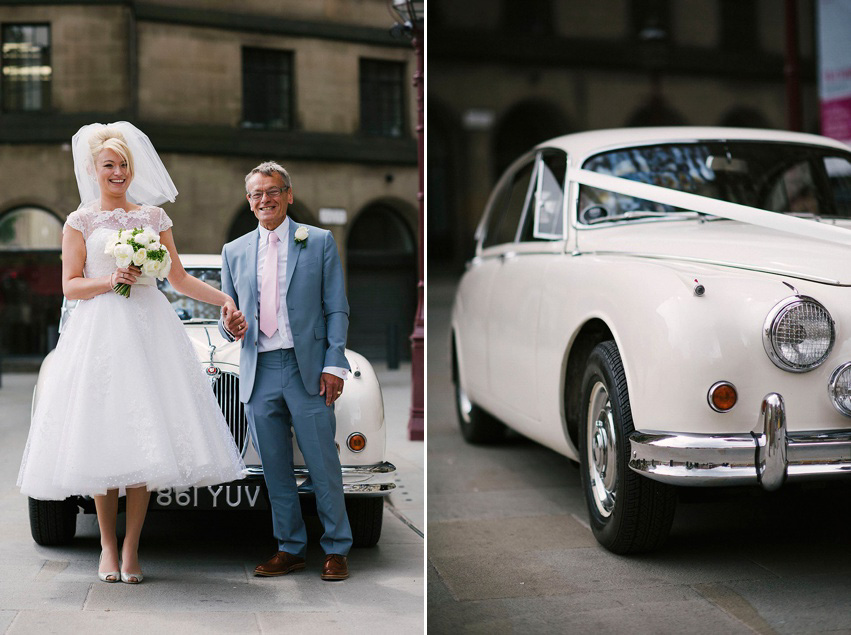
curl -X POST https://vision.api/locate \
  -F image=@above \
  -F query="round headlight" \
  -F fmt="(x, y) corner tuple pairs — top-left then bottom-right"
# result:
(829, 362), (851, 416)
(763, 295), (835, 372)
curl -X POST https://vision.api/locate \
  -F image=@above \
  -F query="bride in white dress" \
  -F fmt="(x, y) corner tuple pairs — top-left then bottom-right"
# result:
(17, 122), (247, 584)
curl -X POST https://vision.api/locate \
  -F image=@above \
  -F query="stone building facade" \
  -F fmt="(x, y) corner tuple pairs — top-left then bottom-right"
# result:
(0, 0), (418, 361)
(429, 0), (820, 270)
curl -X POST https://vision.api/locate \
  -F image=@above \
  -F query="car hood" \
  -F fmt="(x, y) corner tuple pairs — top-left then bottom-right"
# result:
(576, 219), (851, 286)
(185, 324), (241, 366)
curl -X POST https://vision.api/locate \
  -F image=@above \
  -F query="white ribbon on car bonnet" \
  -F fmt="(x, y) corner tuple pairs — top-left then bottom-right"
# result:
(570, 168), (851, 248)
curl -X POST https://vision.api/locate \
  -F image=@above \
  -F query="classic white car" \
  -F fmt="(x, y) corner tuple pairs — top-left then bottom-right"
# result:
(29, 254), (395, 548)
(452, 127), (851, 554)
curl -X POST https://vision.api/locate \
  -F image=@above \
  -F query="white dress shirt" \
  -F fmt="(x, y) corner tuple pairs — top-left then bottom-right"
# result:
(255, 219), (347, 380)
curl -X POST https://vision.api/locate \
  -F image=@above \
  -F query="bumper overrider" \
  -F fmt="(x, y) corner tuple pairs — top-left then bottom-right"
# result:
(629, 394), (851, 490)
(243, 461), (397, 495)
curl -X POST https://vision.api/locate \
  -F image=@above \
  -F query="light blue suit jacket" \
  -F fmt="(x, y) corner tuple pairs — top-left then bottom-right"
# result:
(218, 221), (350, 403)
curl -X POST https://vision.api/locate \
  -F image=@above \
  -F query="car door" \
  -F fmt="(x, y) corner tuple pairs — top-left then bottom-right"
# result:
(486, 150), (568, 427)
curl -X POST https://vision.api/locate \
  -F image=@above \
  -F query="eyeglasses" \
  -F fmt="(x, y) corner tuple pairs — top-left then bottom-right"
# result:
(248, 187), (287, 201)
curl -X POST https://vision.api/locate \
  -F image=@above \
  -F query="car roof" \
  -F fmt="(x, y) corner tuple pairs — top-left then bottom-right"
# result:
(180, 254), (222, 267)
(536, 127), (851, 164)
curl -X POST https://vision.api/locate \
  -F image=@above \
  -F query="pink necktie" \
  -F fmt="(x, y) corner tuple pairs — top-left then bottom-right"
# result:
(259, 232), (279, 337)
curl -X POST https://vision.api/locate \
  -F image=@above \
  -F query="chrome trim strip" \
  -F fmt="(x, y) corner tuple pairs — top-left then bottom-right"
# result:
(629, 393), (851, 488)
(243, 462), (397, 477)
(569, 251), (846, 286)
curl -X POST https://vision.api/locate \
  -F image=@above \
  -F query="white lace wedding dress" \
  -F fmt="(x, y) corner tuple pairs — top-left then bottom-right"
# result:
(17, 203), (246, 500)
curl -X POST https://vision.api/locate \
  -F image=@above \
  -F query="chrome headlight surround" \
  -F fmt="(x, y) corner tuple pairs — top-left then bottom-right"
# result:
(762, 295), (835, 373)
(828, 362), (851, 417)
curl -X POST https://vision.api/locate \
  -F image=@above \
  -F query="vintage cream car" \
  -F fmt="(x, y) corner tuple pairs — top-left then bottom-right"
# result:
(29, 255), (395, 548)
(452, 127), (851, 554)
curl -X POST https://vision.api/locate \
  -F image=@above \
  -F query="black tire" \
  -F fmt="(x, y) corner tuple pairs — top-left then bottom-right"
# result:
(28, 497), (78, 546)
(346, 496), (384, 548)
(579, 341), (677, 554)
(453, 348), (505, 444)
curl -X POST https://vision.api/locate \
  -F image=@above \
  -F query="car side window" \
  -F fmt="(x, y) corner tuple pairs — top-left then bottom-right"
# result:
(825, 156), (851, 217)
(519, 150), (567, 241)
(482, 160), (535, 249)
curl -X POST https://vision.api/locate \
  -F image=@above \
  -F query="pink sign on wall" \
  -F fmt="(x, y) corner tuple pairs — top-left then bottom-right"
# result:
(819, 0), (851, 144)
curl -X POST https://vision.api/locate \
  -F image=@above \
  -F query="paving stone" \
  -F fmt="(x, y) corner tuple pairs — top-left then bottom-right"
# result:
(7, 610), (261, 635)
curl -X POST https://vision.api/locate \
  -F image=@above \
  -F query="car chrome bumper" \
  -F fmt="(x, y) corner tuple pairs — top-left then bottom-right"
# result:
(629, 393), (851, 489)
(243, 461), (397, 496)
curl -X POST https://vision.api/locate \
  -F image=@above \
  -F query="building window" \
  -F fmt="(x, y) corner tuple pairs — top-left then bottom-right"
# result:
(1, 24), (51, 113)
(360, 59), (405, 137)
(501, 0), (553, 35)
(242, 47), (293, 129)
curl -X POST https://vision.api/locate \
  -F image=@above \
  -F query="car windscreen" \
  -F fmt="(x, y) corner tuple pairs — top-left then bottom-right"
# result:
(157, 267), (222, 322)
(579, 142), (851, 223)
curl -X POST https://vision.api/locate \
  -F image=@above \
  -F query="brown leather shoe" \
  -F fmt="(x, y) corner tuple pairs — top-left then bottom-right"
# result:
(254, 551), (306, 577)
(321, 554), (349, 581)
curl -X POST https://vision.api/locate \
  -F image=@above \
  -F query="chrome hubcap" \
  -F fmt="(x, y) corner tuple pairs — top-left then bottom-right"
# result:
(586, 381), (618, 518)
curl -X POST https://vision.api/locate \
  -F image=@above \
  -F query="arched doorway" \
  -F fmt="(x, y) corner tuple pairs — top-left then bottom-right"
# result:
(0, 206), (64, 357)
(493, 100), (570, 178)
(226, 199), (312, 243)
(346, 203), (416, 363)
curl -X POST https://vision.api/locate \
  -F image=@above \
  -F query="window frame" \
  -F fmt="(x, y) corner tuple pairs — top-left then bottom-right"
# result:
(241, 46), (295, 130)
(1, 22), (52, 114)
(359, 57), (407, 138)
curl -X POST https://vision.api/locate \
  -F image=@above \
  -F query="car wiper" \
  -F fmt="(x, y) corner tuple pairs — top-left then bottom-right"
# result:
(181, 318), (219, 324)
(586, 210), (702, 225)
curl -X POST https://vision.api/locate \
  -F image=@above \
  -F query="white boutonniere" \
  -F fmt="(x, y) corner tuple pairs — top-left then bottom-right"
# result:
(294, 226), (309, 248)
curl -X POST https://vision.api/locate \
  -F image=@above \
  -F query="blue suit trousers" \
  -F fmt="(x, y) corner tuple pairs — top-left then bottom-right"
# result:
(245, 349), (352, 557)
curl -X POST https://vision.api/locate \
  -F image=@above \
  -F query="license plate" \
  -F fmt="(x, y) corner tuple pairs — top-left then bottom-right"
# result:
(152, 482), (268, 510)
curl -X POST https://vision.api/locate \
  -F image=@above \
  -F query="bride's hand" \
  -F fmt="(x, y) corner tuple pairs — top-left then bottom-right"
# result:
(111, 266), (141, 286)
(222, 299), (246, 340)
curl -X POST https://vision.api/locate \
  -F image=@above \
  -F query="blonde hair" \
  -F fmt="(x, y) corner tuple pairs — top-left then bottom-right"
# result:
(89, 127), (134, 177)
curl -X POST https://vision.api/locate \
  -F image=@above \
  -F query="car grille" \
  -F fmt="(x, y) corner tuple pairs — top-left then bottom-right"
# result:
(211, 371), (248, 456)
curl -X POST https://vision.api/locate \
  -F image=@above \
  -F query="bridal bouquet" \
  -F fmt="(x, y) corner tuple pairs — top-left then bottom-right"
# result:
(104, 227), (172, 297)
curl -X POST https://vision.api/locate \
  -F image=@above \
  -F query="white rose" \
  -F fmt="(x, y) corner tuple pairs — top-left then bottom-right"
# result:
(140, 230), (158, 245)
(294, 226), (309, 242)
(142, 259), (160, 277)
(113, 244), (133, 268)
(148, 240), (161, 251)
(117, 231), (130, 244)
(158, 252), (172, 279)
(132, 247), (148, 266)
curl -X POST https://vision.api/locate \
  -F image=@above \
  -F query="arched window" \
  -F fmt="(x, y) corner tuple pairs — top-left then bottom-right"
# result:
(0, 206), (62, 250)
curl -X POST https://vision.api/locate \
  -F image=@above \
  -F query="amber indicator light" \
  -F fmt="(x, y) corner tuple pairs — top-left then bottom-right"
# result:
(347, 433), (367, 452)
(708, 382), (737, 412)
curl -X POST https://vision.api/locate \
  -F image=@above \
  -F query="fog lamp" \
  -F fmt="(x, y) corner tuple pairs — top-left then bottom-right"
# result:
(828, 362), (851, 417)
(347, 432), (367, 453)
(708, 381), (737, 412)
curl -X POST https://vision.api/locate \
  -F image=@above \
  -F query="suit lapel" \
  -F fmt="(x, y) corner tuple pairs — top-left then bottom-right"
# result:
(285, 220), (302, 292)
(246, 229), (259, 306)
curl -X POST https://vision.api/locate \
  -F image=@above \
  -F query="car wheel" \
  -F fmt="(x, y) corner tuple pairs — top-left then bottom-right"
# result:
(453, 350), (505, 444)
(579, 341), (677, 554)
(346, 496), (384, 548)
(28, 497), (78, 546)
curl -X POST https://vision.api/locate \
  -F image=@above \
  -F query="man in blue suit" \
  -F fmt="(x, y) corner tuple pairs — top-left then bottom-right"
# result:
(219, 161), (352, 581)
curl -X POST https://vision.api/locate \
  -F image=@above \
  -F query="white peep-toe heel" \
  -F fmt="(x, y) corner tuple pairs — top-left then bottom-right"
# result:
(121, 571), (144, 584)
(98, 552), (120, 583)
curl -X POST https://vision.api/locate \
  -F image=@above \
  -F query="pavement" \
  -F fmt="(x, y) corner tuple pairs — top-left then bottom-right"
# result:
(427, 275), (851, 634)
(0, 363), (423, 634)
